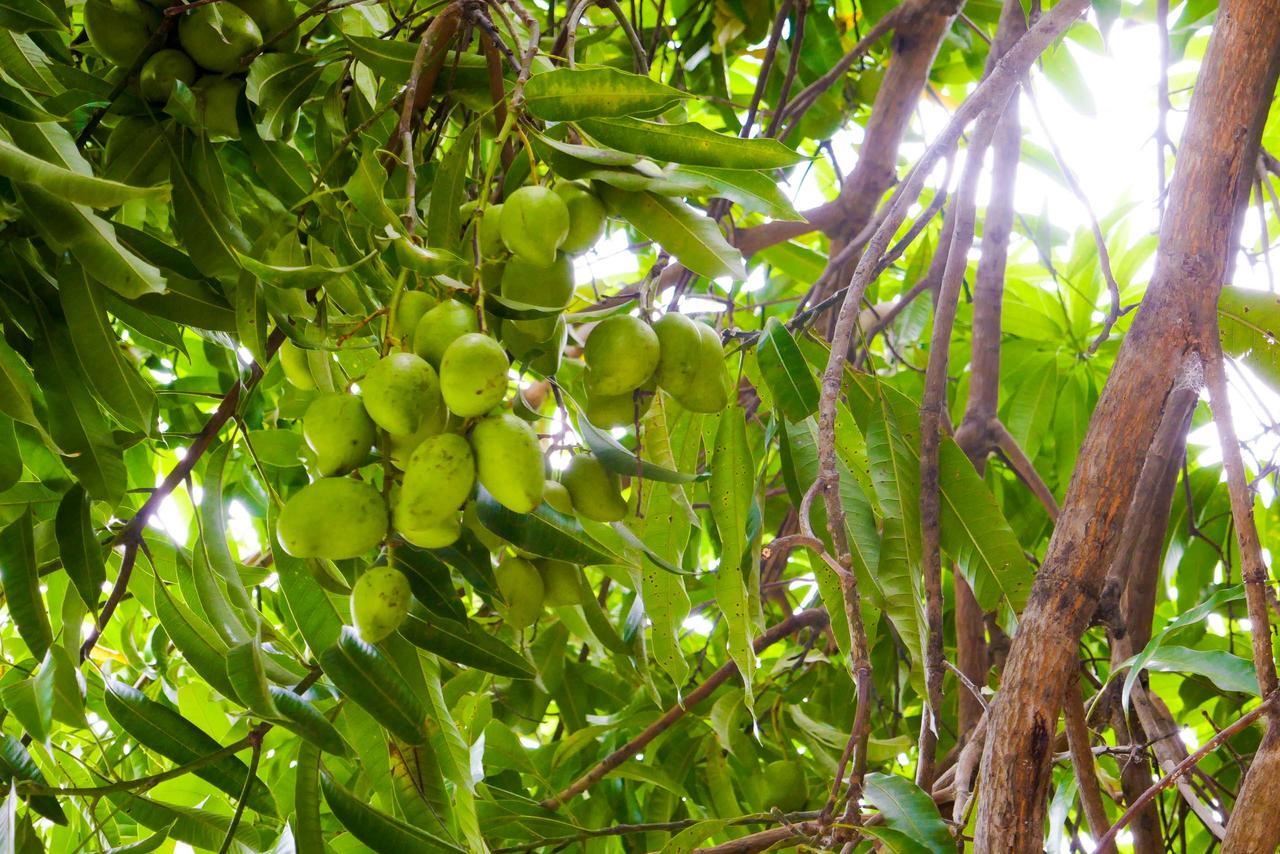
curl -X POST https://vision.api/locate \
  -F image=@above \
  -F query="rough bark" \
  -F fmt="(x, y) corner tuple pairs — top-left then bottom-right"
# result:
(975, 5), (1280, 849)
(1224, 723), (1280, 852)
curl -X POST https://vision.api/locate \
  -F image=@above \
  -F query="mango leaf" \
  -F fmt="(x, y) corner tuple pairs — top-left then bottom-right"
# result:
(226, 640), (279, 718)
(660, 819), (728, 854)
(14, 184), (165, 297)
(0, 0), (63, 32)
(0, 509), (50, 659)
(0, 734), (65, 825)
(245, 53), (325, 141)
(863, 773), (955, 853)
(534, 133), (643, 167)
(321, 772), (463, 853)
(237, 249), (376, 290)
(398, 614), (535, 679)
(170, 131), (249, 280)
(474, 486), (620, 566)
(579, 117), (805, 169)
(319, 627), (428, 745)
(0, 137), (165, 206)
(151, 574), (239, 700)
(599, 186), (746, 280)
(672, 165), (804, 220)
(55, 485), (107, 611)
(57, 265), (157, 433)
(427, 121), (478, 254)
(0, 668), (52, 744)
(0, 339), (38, 429)
(107, 792), (278, 853)
(294, 743), (324, 852)
(268, 688), (350, 756)
(1219, 285), (1280, 391)
(575, 407), (704, 483)
(756, 318), (819, 422)
(103, 680), (277, 815)
(524, 67), (690, 120)
(235, 97), (312, 208)
(710, 409), (756, 708)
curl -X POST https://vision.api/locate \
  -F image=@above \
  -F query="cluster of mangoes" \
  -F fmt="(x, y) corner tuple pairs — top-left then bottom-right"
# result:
(84, 0), (296, 139)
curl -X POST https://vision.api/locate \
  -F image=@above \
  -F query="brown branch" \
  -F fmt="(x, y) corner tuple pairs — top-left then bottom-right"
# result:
(539, 609), (829, 810)
(991, 420), (1060, 521)
(1063, 677), (1111, 847)
(1094, 692), (1277, 852)
(1206, 342), (1280, 699)
(81, 327), (286, 662)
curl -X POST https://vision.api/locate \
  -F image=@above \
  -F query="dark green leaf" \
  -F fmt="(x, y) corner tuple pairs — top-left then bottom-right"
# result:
(0, 509), (49, 659)
(474, 486), (620, 566)
(524, 67), (690, 121)
(319, 627), (428, 745)
(756, 318), (819, 422)
(580, 117), (805, 169)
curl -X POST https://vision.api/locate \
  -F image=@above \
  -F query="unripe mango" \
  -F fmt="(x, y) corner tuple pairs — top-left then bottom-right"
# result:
(584, 315), (659, 396)
(500, 253), (575, 313)
(538, 559), (583, 606)
(762, 760), (808, 812)
(192, 77), (245, 141)
(463, 503), (506, 551)
(412, 299), (479, 367)
(397, 434), (475, 529)
(138, 49), (196, 103)
(303, 393), (375, 476)
(495, 556), (544, 628)
(397, 510), (462, 549)
(179, 3), (263, 73)
(440, 333), (509, 417)
(555, 182), (607, 255)
(279, 339), (315, 390)
(561, 453), (626, 522)
(361, 353), (441, 436)
(391, 291), (436, 342)
(652, 312), (701, 397)
(84, 0), (160, 67)
(350, 566), (411, 643)
(470, 413), (544, 513)
(231, 0), (300, 52)
(584, 385), (652, 429)
(674, 323), (731, 413)
(277, 478), (388, 559)
(479, 204), (504, 257)
(384, 406), (448, 469)
(500, 186), (569, 267)
(543, 479), (573, 515)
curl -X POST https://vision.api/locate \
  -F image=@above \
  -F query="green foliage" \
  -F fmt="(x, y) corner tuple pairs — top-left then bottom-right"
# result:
(0, 0), (1272, 851)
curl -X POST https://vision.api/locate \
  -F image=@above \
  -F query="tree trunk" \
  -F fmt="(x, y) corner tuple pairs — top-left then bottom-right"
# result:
(974, 4), (1280, 849)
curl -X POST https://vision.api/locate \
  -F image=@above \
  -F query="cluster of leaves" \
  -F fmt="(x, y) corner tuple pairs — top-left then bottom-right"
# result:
(1, 0), (1280, 851)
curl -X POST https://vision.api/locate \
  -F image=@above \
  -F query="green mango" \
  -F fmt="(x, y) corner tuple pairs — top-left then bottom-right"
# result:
(412, 299), (479, 367)
(179, 3), (263, 73)
(583, 384), (652, 429)
(542, 479), (573, 515)
(500, 253), (575, 314)
(390, 290), (436, 343)
(397, 511), (462, 549)
(673, 322), (731, 413)
(303, 393), (375, 476)
(360, 352), (441, 436)
(470, 413), (544, 513)
(652, 312), (701, 397)
(231, 0), (299, 51)
(555, 182), (607, 255)
(762, 761), (808, 812)
(84, 0), (160, 67)
(277, 478), (388, 559)
(439, 333), (509, 418)
(138, 49), (196, 103)
(495, 556), (544, 629)
(538, 560), (583, 607)
(279, 339), (315, 390)
(561, 453), (626, 522)
(584, 315), (659, 396)
(530, 318), (566, 377)
(192, 77), (245, 141)
(350, 566), (411, 643)
(397, 434), (475, 529)
(463, 503), (506, 551)
(500, 186), (569, 267)
(479, 204), (505, 257)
